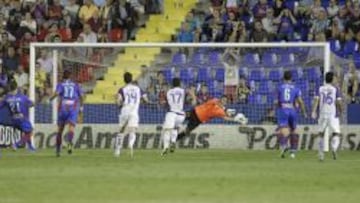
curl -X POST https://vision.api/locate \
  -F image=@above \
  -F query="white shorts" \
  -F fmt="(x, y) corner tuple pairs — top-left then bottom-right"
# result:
(162, 112), (185, 129)
(318, 116), (340, 134)
(119, 113), (139, 129)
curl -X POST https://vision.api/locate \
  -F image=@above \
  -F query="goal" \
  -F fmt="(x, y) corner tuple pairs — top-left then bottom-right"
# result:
(29, 42), (339, 151)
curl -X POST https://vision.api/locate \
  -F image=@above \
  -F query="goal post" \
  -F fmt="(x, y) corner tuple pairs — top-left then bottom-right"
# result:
(29, 42), (333, 150)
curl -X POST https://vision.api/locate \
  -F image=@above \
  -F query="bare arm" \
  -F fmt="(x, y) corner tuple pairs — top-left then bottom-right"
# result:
(49, 92), (59, 101)
(336, 98), (343, 118)
(297, 97), (307, 117)
(311, 96), (319, 119)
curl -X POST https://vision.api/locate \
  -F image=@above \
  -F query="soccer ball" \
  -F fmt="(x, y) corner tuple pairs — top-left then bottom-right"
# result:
(234, 113), (248, 125)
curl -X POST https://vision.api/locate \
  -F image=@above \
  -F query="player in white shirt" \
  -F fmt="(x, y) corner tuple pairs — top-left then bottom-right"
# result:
(114, 72), (148, 157)
(161, 78), (186, 155)
(311, 72), (342, 161)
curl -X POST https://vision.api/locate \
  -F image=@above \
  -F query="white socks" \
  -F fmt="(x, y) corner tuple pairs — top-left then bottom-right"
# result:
(170, 129), (178, 144)
(114, 133), (123, 156)
(163, 130), (171, 150)
(331, 135), (340, 152)
(319, 134), (341, 160)
(129, 132), (136, 149)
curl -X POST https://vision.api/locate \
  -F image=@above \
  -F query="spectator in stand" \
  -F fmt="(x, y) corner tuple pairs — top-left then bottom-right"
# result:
(250, 20), (268, 42)
(94, 0), (107, 7)
(19, 32), (36, 50)
(79, 0), (99, 23)
(137, 65), (152, 92)
(262, 8), (277, 41)
(9, 0), (23, 26)
(2, 46), (19, 74)
(97, 27), (109, 42)
(79, 23), (97, 43)
(197, 84), (211, 104)
(37, 21), (49, 41)
(158, 83), (168, 106)
(0, 32), (14, 54)
(227, 21), (247, 42)
(14, 65), (29, 93)
(210, 0), (223, 10)
(32, 0), (47, 24)
(327, 0), (339, 19)
(177, 22), (194, 42)
(272, 0), (285, 18)
(274, 8), (297, 41)
(48, 0), (64, 22)
(310, 10), (329, 35)
(20, 12), (37, 34)
(58, 20), (72, 42)
(100, 0), (113, 28)
(253, 0), (268, 19)
(65, 0), (80, 20)
(35, 62), (46, 94)
(225, 0), (240, 12)
(348, 1), (360, 34)
(343, 62), (360, 103)
(0, 0), (12, 19)
(236, 76), (250, 104)
(0, 65), (8, 97)
(88, 11), (103, 32)
(185, 85), (197, 105)
(146, 84), (158, 105)
(37, 49), (53, 77)
(45, 23), (62, 42)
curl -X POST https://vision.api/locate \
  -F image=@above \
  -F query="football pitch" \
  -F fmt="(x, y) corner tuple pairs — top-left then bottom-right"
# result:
(0, 149), (359, 203)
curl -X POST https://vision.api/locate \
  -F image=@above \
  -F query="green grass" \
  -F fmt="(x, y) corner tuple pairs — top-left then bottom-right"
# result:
(0, 149), (360, 203)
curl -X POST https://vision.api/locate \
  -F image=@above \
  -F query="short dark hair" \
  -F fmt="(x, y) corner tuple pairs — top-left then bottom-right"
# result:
(124, 72), (133, 84)
(9, 80), (17, 92)
(63, 70), (71, 80)
(325, 72), (334, 84)
(172, 77), (181, 87)
(283, 70), (292, 81)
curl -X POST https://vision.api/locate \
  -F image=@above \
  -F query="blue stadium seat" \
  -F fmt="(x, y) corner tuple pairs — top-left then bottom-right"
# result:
(330, 39), (343, 57)
(172, 53), (186, 65)
(291, 69), (300, 81)
(191, 52), (205, 64)
(269, 69), (282, 81)
(278, 53), (295, 66)
(179, 68), (193, 85)
(306, 67), (321, 82)
(242, 53), (260, 66)
(258, 81), (270, 94)
(197, 67), (210, 82)
(343, 40), (358, 57)
(208, 51), (221, 64)
(296, 80), (309, 93)
(215, 68), (225, 82)
(162, 69), (173, 84)
(353, 52), (360, 68)
(262, 52), (277, 67)
(249, 69), (264, 81)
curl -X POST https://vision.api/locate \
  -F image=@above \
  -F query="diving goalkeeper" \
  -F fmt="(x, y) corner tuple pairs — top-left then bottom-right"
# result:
(177, 95), (248, 141)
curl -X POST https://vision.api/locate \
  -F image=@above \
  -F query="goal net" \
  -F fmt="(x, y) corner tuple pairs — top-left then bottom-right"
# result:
(28, 42), (343, 150)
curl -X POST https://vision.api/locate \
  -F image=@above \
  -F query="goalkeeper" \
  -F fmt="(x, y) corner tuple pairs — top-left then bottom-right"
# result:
(177, 95), (247, 141)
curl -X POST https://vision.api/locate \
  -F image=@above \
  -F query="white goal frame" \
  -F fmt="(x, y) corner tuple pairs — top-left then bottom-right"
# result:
(29, 42), (331, 149)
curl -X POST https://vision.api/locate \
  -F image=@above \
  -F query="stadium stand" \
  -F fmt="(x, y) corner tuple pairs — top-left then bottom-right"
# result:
(1, 0), (360, 124)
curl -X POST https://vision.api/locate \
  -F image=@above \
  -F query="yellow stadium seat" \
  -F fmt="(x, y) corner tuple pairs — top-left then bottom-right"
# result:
(86, 0), (197, 103)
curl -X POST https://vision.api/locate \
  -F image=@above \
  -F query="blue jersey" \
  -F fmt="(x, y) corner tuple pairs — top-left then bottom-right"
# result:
(0, 92), (33, 132)
(277, 83), (301, 109)
(56, 80), (83, 112)
(276, 83), (301, 130)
